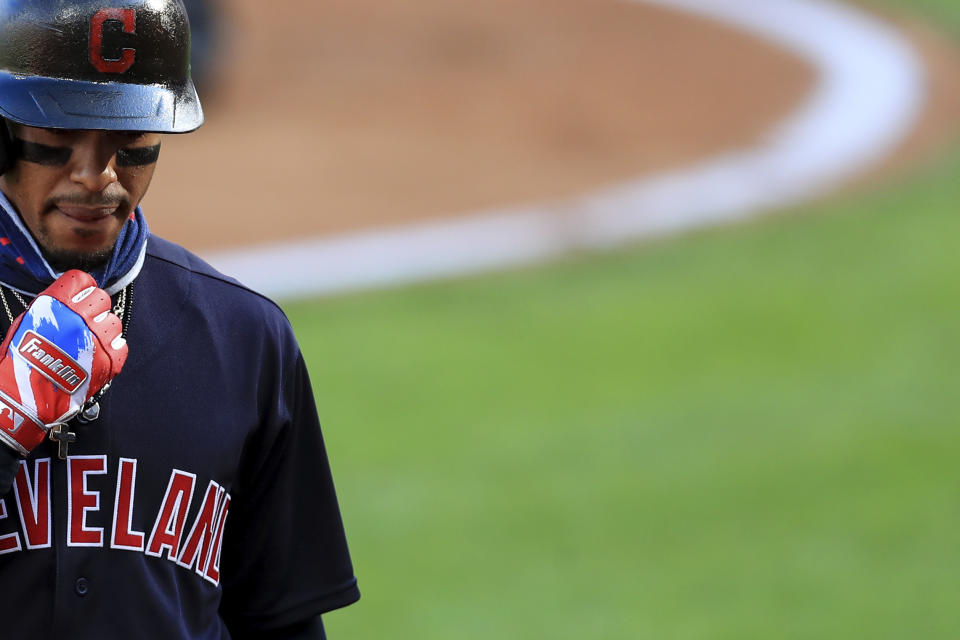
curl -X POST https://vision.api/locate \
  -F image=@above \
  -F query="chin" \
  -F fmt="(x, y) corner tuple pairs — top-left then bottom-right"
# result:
(43, 246), (114, 273)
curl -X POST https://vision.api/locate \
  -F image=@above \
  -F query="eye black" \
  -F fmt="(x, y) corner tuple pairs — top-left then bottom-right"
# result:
(116, 144), (161, 167)
(14, 139), (71, 166)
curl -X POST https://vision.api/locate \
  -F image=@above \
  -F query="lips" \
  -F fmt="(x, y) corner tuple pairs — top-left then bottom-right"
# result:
(54, 205), (119, 223)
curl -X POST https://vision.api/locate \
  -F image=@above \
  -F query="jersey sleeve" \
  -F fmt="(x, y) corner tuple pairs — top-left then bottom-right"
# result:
(218, 335), (360, 632)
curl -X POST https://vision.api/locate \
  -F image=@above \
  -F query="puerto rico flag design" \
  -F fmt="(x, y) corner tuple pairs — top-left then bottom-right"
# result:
(5, 295), (94, 425)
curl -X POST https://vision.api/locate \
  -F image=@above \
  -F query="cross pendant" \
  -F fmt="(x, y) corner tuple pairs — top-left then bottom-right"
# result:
(49, 424), (77, 460)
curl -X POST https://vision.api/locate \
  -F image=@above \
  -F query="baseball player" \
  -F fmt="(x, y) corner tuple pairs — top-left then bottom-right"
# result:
(0, 1), (360, 638)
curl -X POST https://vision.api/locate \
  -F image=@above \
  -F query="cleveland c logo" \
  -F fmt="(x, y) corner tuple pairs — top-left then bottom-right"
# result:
(16, 331), (87, 394)
(89, 8), (137, 74)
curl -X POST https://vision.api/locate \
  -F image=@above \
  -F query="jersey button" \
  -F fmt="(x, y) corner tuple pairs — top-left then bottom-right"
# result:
(74, 577), (89, 597)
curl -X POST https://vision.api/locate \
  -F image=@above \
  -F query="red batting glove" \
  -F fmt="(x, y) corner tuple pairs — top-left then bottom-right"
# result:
(0, 270), (128, 456)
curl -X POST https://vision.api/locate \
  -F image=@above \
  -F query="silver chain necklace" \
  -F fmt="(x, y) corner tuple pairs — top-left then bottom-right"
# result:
(0, 284), (128, 325)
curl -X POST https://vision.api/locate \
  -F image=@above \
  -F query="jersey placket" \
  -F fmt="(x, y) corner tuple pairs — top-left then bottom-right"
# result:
(50, 406), (113, 637)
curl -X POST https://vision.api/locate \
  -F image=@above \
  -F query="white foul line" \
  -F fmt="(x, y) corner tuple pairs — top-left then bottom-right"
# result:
(204, 0), (924, 300)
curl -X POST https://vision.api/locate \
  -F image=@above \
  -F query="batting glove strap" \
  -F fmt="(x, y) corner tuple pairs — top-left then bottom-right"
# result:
(0, 388), (47, 456)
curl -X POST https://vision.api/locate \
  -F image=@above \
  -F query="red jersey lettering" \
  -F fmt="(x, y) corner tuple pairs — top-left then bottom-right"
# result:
(176, 481), (224, 573)
(203, 494), (231, 585)
(146, 470), (196, 561)
(111, 458), (145, 551)
(67, 455), (107, 547)
(0, 499), (21, 555)
(13, 459), (51, 549)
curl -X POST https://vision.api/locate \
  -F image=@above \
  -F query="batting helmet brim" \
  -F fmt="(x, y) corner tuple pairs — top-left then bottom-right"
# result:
(0, 72), (203, 133)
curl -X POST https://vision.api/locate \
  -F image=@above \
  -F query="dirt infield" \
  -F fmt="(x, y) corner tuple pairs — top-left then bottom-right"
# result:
(142, 0), (960, 254)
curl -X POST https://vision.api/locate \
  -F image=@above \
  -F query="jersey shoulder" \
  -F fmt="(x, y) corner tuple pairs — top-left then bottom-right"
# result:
(140, 235), (297, 349)
(144, 236), (284, 312)
(144, 236), (274, 303)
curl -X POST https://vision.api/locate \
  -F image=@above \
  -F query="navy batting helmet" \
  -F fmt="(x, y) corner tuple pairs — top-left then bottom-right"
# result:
(0, 0), (204, 133)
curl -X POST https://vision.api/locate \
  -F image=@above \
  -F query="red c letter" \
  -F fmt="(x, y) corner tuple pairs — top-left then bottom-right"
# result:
(89, 8), (136, 73)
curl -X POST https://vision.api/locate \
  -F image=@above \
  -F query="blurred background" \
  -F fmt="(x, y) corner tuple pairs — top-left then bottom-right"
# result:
(154, 0), (960, 637)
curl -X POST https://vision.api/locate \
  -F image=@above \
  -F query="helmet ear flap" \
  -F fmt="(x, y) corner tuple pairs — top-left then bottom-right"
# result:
(0, 120), (13, 176)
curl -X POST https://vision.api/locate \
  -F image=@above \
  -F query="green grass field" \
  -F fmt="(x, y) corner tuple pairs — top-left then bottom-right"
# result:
(284, 3), (960, 637)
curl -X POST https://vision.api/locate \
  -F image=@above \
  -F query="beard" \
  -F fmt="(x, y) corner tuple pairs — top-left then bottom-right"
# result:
(41, 245), (114, 273)
(34, 199), (129, 273)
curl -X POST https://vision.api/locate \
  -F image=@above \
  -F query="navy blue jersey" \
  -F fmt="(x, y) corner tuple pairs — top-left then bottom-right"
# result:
(0, 236), (359, 638)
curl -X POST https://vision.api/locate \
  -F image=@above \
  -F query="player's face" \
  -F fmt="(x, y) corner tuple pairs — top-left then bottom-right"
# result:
(0, 124), (161, 271)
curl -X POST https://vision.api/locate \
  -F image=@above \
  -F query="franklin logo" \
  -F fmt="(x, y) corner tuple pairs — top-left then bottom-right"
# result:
(17, 331), (87, 394)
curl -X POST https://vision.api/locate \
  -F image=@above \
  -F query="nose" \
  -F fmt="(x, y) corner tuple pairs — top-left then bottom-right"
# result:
(69, 135), (118, 192)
